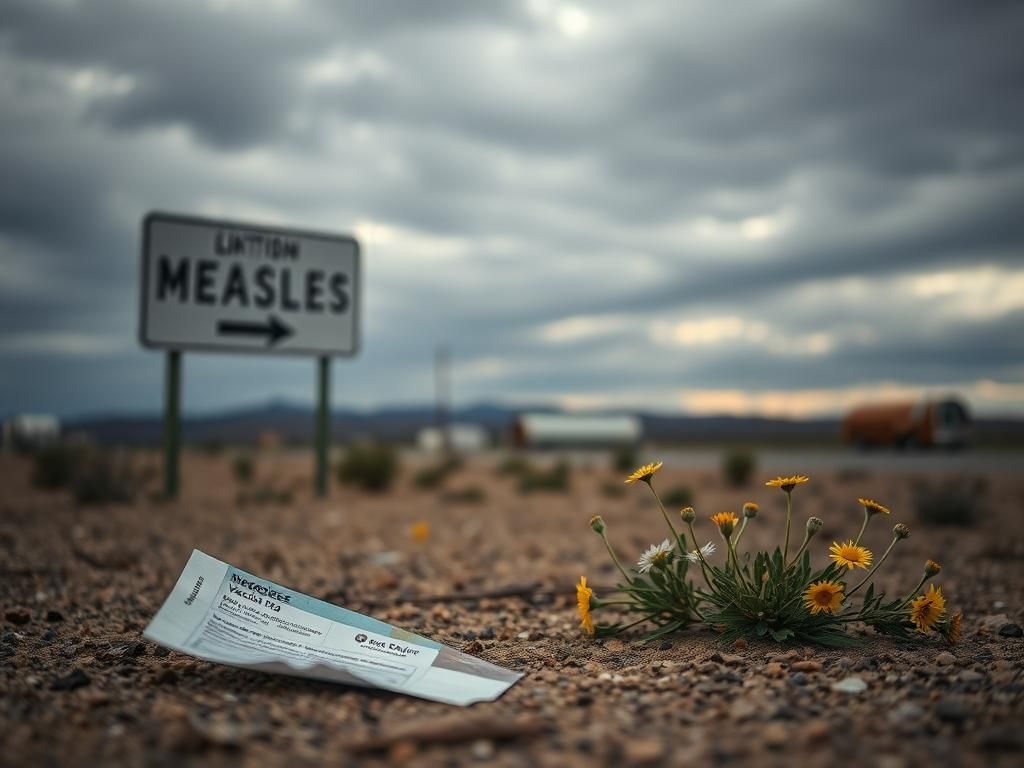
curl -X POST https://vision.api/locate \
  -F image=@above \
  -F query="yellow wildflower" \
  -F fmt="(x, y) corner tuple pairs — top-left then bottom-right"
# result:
(576, 576), (595, 635)
(765, 475), (810, 492)
(942, 611), (962, 644)
(858, 497), (890, 516)
(910, 584), (946, 632)
(624, 461), (663, 484)
(710, 511), (739, 537)
(410, 521), (430, 542)
(803, 580), (845, 615)
(829, 540), (873, 570)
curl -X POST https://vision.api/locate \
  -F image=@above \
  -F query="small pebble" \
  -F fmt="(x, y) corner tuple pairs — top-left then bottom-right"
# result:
(935, 698), (970, 724)
(998, 623), (1023, 638)
(833, 676), (868, 694)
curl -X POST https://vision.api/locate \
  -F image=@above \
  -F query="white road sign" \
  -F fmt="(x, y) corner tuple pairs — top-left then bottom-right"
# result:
(139, 212), (360, 356)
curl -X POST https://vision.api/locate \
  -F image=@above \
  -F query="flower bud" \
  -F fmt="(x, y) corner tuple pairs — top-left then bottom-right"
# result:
(924, 559), (941, 578)
(589, 515), (606, 534)
(742, 502), (759, 519)
(893, 523), (910, 540)
(806, 517), (824, 536)
(679, 507), (696, 523)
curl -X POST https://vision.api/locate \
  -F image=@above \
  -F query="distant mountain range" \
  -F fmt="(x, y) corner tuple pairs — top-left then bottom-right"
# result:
(60, 400), (1024, 447)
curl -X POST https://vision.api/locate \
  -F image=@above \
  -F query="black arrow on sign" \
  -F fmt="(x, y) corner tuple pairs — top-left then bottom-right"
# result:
(216, 315), (293, 346)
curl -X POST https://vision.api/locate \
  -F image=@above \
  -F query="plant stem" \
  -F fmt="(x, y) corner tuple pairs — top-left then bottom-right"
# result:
(854, 509), (869, 546)
(727, 537), (752, 591)
(782, 490), (793, 562)
(646, 482), (681, 544)
(600, 532), (632, 585)
(686, 522), (714, 586)
(786, 531), (811, 570)
(899, 573), (929, 607)
(847, 536), (897, 597)
(733, 517), (749, 546)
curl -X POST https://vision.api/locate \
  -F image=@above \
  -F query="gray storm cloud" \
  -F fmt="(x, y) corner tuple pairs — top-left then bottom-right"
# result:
(0, 0), (1022, 417)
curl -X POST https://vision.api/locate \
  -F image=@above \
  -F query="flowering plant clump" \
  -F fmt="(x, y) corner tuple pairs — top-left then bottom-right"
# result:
(577, 464), (961, 647)
(576, 462), (701, 640)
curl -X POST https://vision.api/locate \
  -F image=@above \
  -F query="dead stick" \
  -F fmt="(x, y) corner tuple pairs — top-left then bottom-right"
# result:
(324, 582), (618, 607)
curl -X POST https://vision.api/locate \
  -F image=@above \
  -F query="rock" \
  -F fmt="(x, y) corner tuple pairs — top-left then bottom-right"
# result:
(709, 652), (745, 666)
(764, 662), (785, 678)
(791, 660), (822, 672)
(51, 668), (91, 691)
(789, 672), (808, 686)
(387, 740), (417, 764)
(733, 638), (748, 650)
(5, 609), (30, 626)
(621, 738), (664, 766)
(762, 723), (788, 748)
(981, 614), (1010, 633)
(730, 698), (759, 720)
(959, 670), (984, 683)
(998, 623), (1023, 638)
(935, 652), (957, 667)
(935, 698), (970, 724)
(977, 725), (1024, 752)
(470, 739), (495, 761)
(187, 712), (268, 747)
(802, 719), (830, 745)
(889, 702), (925, 722)
(832, 676), (868, 694)
(45, 610), (64, 623)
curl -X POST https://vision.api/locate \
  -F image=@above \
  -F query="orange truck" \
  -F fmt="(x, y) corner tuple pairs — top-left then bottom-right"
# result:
(842, 398), (970, 449)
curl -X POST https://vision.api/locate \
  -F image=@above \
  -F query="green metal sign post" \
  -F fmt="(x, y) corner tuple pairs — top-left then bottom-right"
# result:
(141, 213), (359, 501)
(163, 349), (182, 499)
(315, 356), (330, 497)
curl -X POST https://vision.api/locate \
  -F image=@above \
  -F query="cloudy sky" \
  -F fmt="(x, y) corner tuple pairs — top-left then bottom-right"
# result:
(2, 0), (1023, 419)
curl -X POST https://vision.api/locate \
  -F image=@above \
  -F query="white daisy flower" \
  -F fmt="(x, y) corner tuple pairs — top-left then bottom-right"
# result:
(686, 541), (716, 563)
(637, 539), (674, 573)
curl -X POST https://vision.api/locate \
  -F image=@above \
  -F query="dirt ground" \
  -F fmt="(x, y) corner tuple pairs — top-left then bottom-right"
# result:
(2, 449), (1023, 767)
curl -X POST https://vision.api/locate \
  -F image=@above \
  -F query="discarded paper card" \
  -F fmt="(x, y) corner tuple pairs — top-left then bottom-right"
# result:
(144, 550), (522, 706)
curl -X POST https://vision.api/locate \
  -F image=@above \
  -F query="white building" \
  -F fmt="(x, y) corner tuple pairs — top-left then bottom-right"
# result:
(512, 413), (642, 448)
(2, 414), (60, 452)
(417, 423), (490, 453)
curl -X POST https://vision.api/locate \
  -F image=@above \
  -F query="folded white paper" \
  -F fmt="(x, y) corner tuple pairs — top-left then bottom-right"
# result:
(144, 550), (522, 706)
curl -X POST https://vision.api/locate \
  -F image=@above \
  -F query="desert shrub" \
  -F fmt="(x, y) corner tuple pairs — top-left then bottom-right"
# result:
(722, 449), (756, 488)
(336, 442), (399, 493)
(414, 455), (462, 489)
(662, 485), (693, 509)
(610, 445), (639, 473)
(519, 460), (571, 494)
(72, 450), (140, 506)
(31, 442), (85, 490)
(495, 454), (530, 477)
(440, 485), (486, 504)
(232, 454), (255, 485)
(912, 477), (985, 527)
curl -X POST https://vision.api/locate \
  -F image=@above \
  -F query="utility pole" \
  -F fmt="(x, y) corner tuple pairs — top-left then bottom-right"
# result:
(435, 345), (451, 456)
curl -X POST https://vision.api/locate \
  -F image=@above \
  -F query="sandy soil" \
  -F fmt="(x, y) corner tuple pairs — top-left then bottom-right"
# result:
(1, 450), (1023, 767)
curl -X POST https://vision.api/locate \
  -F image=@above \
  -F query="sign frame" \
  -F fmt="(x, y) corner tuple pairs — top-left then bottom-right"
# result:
(139, 211), (361, 358)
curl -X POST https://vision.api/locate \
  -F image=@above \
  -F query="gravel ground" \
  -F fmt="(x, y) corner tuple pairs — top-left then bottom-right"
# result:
(2, 451), (1023, 767)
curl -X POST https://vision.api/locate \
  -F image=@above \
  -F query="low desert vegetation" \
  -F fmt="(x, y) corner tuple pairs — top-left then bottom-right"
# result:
(518, 459), (571, 494)
(721, 448), (757, 487)
(578, 462), (960, 647)
(912, 476), (984, 527)
(336, 442), (399, 493)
